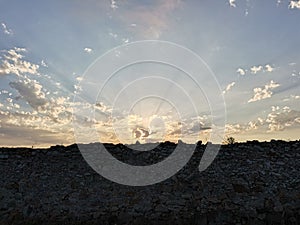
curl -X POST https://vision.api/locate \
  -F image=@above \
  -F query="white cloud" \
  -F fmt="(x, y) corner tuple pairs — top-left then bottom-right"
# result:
(225, 123), (241, 135)
(110, 0), (118, 9)
(76, 76), (83, 82)
(248, 80), (280, 103)
(291, 71), (300, 77)
(265, 80), (280, 89)
(258, 117), (264, 125)
(289, 0), (300, 9)
(0, 74), (81, 146)
(95, 102), (113, 114)
(250, 65), (263, 74)
(291, 95), (300, 100)
(237, 64), (274, 76)
(73, 84), (82, 94)
(246, 121), (258, 131)
(229, 0), (236, 7)
(84, 47), (93, 53)
(272, 106), (280, 112)
(237, 68), (246, 76)
(41, 60), (48, 67)
(264, 64), (274, 72)
(0, 47), (39, 76)
(277, 0), (282, 6)
(266, 106), (300, 132)
(1, 22), (13, 35)
(122, 38), (129, 44)
(223, 82), (236, 94)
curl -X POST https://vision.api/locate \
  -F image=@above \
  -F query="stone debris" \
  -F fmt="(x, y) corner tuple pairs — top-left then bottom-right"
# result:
(0, 140), (299, 225)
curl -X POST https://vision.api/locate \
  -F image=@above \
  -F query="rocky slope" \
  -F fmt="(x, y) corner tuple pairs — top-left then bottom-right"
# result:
(0, 140), (299, 225)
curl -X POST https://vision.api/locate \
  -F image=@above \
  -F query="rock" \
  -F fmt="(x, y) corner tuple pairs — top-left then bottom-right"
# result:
(232, 183), (249, 193)
(155, 205), (169, 213)
(23, 205), (33, 217)
(257, 213), (266, 220)
(0, 154), (9, 159)
(274, 205), (283, 212)
(0, 140), (299, 224)
(111, 206), (119, 212)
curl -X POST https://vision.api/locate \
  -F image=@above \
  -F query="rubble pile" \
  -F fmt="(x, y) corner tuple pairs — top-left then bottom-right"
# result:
(0, 140), (299, 225)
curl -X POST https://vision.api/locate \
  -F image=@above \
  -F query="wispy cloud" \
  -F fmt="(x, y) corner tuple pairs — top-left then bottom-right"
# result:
(291, 95), (300, 100)
(248, 80), (280, 103)
(119, 0), (182, 39)
(223, 82), (236, 94)
(40, 60), (48, 67)
(1, 22), (13, 35)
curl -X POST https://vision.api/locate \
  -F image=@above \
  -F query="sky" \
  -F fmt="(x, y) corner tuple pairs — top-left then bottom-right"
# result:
(0, 0), (300, 147)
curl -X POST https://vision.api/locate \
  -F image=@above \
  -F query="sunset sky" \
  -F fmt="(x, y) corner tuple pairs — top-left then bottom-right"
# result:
(0, 0), (300, 147)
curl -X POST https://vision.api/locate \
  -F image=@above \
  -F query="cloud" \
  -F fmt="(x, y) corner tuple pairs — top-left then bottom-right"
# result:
(95, 102), (112, 114)
(223, 82), (236, 94)
(9, 79), (48, 111)
(0, 124), (73, 147)
(229, 0), (236, 7)
(73, 84), (82, 94)
(109, 32), (118, 39)
(257, 117), (264, 125)
(119, 0), (182, 39)
(264, 64), (274, 72)
(1, 22), (13, 35)
(76, 76), (83, 82)
(0, 95), (73, 131)
(237, 64), (274, 76)
(225, 123), (241, 135)
(289, 0), (300, 9)
(0, 97), (75, 146)
(291, 71), (300, 77)
(0, 47), (39, 76)
(110, 0), (118, 9)
(248, 80), (280, 103)
(237, 68), (246, 76)
(291, 95), (300, 100)
(266, 106), (300, 132)
(245, 121), (258, 131)
(132, 127), (150, 139)
(265, 80), (280, 89)
(41, 60), (48, 67)
(250, 65), (263, 74)
(84, 47), (93, 53)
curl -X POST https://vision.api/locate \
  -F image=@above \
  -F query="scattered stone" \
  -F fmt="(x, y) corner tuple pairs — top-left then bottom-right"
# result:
(232, 183), (249, 193)
(0, 140), (299, 224)
(0, 154), (8, 159)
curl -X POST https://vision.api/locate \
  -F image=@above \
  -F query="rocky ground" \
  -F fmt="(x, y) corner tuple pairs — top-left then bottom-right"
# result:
(0, 140), (299, 225)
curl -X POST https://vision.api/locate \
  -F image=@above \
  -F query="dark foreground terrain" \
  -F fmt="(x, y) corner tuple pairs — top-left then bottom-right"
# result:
(0, 140), (300, 225)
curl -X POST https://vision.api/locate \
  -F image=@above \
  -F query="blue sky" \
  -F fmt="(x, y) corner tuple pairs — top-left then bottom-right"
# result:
(0, 0), (300, 146)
